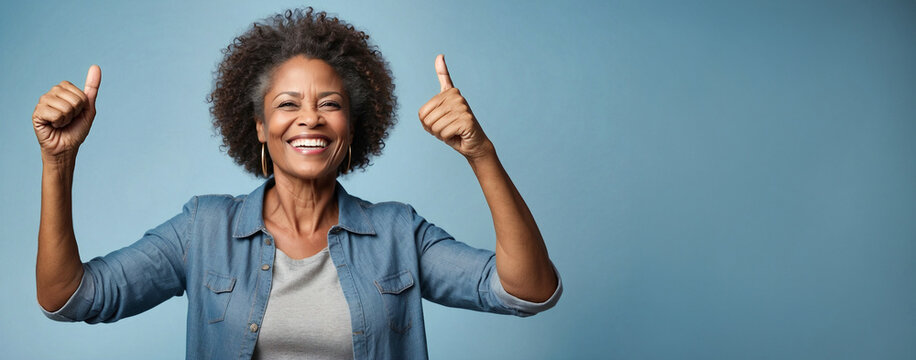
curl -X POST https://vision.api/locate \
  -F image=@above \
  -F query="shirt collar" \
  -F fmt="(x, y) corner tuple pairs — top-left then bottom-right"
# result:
(232, 177), (377, 238)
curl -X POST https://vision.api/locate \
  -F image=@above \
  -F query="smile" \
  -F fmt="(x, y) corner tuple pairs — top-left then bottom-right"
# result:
(287, 136), (330, 155)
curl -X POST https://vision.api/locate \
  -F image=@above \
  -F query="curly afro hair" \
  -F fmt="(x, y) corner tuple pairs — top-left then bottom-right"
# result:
(208, 7), (397, 177)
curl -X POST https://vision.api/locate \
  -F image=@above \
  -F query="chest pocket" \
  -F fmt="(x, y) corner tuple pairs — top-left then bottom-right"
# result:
(204, 271), (236, 324)
(374, 270), (415, 333)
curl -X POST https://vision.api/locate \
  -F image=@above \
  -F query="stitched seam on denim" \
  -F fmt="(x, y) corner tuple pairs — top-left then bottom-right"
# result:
(204, 271), (235, 324)
(403, 204), (429, 256)
(376, 283), (412, 332)
(375, 270), (414, 294)
(204, 271), (235, 293)
(478, 254), (497, 310)
(180, 196), (199, 269)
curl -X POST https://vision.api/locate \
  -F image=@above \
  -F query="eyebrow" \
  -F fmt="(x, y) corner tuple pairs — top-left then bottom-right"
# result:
(273, 91), (344, 100)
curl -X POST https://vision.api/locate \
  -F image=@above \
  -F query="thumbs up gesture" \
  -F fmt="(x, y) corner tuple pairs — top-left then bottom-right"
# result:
(32, 65), (102, 160)
(418, 55), (494, 160)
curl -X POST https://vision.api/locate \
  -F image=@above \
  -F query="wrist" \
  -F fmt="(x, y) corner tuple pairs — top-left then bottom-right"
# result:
(464, 140), (497, 163)
(41, 151), (78, 171)
(466, 146), (502, 176)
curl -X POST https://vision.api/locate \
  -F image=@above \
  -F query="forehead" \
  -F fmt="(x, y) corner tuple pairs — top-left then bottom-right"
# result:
(268, 55), (345, 93)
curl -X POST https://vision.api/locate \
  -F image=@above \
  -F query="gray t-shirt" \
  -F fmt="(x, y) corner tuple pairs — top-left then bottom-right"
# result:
(252, 247), (354, 359)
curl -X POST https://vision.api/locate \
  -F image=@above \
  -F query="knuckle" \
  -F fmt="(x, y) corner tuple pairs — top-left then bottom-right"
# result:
(46, 110), (62, 122)
(69, 95), (84, 105)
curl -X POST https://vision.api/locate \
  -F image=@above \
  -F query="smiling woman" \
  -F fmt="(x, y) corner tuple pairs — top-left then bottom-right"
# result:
(257, 56), (353, 260)
(210, 8), (396, 179)
(32, 7), (561, 360)
(257, 57), (351, 184)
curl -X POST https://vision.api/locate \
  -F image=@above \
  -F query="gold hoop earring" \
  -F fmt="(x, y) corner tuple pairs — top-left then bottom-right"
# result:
(261, 143), (269, 177)
(347, 145), (352, 173)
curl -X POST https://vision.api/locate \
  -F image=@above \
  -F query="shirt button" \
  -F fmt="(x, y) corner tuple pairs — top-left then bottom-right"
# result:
(264, 238), (272, 246)
(249, 323), (259, 332)
(261, 264), (270, 271)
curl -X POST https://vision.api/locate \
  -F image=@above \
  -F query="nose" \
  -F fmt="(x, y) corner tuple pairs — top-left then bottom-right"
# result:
(296, 106), (321, 128)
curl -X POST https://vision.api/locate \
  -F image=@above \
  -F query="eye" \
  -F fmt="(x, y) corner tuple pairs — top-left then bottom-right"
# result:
(321, 101), (341, 109)
(278, 101), (296, 108)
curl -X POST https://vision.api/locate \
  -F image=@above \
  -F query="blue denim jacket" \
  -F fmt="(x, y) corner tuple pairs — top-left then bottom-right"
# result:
(43, 178), (562, 359)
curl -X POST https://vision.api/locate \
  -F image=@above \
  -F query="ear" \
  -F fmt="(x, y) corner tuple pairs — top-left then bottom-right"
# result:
(256, 118), (266, 143)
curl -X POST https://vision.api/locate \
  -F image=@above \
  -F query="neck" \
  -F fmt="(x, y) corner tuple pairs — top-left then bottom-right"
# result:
(264, 172), (338, 235)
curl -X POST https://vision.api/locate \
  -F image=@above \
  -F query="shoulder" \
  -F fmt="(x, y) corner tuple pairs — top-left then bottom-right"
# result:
(364, 199), (413, 215)
(341, 192), (418, 229)
(182, 193), (243, 212)
(171, 192), (265, 240)
(173, 193), (249, 226)
(193, 193), (244, 208)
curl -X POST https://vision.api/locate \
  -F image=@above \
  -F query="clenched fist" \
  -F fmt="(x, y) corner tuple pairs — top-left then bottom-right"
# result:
(418, 55), (494, 160)
(32, 65), (101, 160)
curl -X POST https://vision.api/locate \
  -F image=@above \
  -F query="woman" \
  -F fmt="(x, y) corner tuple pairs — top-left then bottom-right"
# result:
(34, 8), (561, 359)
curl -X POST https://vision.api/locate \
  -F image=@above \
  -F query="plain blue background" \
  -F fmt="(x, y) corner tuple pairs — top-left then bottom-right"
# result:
(2, 0), (915, 359)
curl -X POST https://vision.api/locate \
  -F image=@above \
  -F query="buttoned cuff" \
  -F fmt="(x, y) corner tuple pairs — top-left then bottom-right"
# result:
(489, 261), (563, 317)
(40, 264), (95, 322)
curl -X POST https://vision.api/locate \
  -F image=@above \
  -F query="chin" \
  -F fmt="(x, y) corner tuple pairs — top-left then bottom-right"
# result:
(279, 164), (339, 182)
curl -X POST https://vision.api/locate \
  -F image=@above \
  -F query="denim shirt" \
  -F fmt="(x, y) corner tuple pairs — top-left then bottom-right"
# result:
(43, 178), (563, 359)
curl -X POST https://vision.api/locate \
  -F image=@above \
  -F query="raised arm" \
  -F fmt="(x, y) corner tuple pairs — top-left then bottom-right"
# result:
(418, 55), (558, 302)
(33, 65), (102, 311)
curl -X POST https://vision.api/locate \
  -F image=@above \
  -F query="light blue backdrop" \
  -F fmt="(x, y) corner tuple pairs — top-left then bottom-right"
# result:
(2, 0), (914, 359)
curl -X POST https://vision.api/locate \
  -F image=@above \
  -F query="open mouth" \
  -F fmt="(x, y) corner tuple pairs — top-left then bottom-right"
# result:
(288, 136), (330, 154)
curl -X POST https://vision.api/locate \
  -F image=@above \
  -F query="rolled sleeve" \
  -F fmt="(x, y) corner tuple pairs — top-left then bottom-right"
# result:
(489, 261), (563, 317)
(40, 263), (96, 322)
(39, 196), (197, 324)
(412, 203), (562, 317)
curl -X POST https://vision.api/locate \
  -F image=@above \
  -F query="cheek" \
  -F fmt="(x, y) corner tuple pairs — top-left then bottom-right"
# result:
(261, 119), (285, 152)
(338, 113), (353, 138)
(264, 113), (293, 137)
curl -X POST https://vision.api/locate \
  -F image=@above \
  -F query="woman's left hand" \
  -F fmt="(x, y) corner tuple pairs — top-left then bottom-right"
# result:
(418, 54), (495, 160)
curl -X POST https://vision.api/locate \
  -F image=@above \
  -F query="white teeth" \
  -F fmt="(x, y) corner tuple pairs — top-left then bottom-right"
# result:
(290, 138), (328, 148)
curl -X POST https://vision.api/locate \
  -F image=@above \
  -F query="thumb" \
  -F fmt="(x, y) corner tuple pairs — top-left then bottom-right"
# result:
(435, 54), (454, 92)
(83, 64), (102, 107)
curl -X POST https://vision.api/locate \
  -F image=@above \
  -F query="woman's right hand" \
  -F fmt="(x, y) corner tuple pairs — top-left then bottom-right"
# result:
(32, 65), (101, 161)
